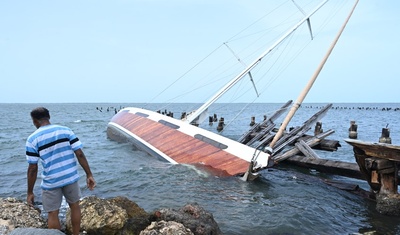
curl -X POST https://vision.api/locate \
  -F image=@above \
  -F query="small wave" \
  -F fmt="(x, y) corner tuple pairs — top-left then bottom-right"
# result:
(74, 120), (82, 123)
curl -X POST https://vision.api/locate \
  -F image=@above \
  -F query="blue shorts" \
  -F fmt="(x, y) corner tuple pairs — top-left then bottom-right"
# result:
(42, 181), (81, 212)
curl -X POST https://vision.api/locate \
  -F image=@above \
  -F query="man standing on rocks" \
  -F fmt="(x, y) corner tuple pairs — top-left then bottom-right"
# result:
(26, 107), (96, 235)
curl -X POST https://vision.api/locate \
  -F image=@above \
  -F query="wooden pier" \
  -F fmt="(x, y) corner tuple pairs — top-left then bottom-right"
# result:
(345, 138), (400, 216)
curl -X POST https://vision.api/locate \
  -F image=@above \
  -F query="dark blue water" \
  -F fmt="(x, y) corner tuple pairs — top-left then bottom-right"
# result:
(1, 103), (400, 234)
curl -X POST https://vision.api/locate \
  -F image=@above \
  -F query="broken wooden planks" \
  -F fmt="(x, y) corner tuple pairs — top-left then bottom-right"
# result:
(238, 100), (292, 145)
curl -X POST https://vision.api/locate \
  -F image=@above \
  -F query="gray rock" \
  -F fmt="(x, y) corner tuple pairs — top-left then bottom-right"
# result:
(139, 220), (194, 235)
(0, 197), (47, 234)
(9, 228), (65, 235)
(66, 196), (127, 235)
(108, 196), (151, 234)
(66, 196), (151, 235)
(154, 203), (222, 235)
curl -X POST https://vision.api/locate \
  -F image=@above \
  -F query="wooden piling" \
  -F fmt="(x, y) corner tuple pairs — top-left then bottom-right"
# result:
(348, 121), (358, 139)
(217, 117), (225, 132)
(250, 116), (256, 126)
(314, 121), (323, 136)
(213, 114), (218, 122)
(181, 112), (187, 120)
(379, 127), (392, 144)
(365, 157), (397, 194)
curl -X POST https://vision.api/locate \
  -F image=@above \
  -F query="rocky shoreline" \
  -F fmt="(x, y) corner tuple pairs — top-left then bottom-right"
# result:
(0, 196), (222, 235)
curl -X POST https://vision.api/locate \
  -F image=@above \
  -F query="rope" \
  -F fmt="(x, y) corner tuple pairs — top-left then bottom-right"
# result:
(226, 1), (290, 43)
(144, 44), (224, 108)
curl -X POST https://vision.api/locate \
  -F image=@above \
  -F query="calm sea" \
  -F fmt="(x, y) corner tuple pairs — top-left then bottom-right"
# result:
(1, 103), (400, 235)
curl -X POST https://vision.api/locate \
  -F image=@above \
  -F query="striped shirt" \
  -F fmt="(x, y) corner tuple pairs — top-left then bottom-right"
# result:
(26, 124), (82, 190)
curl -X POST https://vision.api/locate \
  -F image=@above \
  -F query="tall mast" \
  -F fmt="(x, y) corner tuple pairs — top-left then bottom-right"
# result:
(185, 0), (329, 124)
(269, 0), (360, 149)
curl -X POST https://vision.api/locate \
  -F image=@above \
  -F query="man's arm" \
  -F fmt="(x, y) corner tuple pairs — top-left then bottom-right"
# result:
(74, 148), (96, 190)
(27, 163), (38, 205)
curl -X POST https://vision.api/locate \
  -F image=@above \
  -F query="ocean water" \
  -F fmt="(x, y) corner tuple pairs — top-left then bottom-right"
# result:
(1, 103), (400, 235)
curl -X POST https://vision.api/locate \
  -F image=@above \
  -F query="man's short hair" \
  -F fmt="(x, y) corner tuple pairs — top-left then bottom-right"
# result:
(31, 107), (50, 120)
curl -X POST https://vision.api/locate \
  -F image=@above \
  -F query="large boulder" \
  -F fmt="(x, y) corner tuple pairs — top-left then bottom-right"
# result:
(140, 220), (194, 235)
(66, 196), (151, 235)
(0, 197), (46, 234)
(154, 203), (222, 235)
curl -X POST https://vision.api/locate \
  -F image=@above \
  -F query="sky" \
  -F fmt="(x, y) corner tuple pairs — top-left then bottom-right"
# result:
(0, 0), (399, 104)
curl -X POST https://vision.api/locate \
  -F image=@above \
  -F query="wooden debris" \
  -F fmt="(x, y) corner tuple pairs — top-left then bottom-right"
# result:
(295, 139), (319, 159)
(283, 156), (364, 180)
(238, 100), (292, 144)
(345, 138), (400, 216)
(238, 102), (342, 173)
(272, 130), (335, 162)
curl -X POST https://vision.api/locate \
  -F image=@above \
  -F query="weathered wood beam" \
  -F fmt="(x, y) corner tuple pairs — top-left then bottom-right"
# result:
(345, 139), (400, 162)
(301, 134), (341, 151)
(272, 126), (311, 154)
(238, 100), (292, 144)
(246, 124), (276, 146)
(295, 139), (320, 159)
(272, 129), (335, 162)
(283, 155), (365, 181)
(270, 104), (333, 154)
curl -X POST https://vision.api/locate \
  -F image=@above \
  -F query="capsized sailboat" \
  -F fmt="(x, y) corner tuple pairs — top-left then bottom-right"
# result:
(107, 0), (359, 181)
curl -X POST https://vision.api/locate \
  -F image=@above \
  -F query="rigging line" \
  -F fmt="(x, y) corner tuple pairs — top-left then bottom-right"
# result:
(224, 42), (260, 97)
(165, 52), (254, 109)
(229, 0), (313, 45)
(143, 43), (224, 107)
(220, 97), (292, 134)
(170, 45), (247, 103)
(234, 14), (298, 56)
(189, 54), (243, 93)
(226, 0), (289, 43)
(159, 68), (240, 106)
(185, 23), (311, 105)
(291, 0), (306, 16)
(312, 0), (348, 39)
(291, 0), (313, 40)
(219, 102), (254, 134)
(161, 60), (243, 106)
(260, 2), (351, 85)
(228, 19), (295, 43)
(266, 25), (303, 81)
(257, 35), (309, 95)
(248, 32), (296, 95)
(236, 15), (302, 65)
(253, 14), (328, 96)
(223, 37), (289, 103)
(255, 1), (349, 90)
(242, 1), (316, 55)
(223, 33), (295, 103)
